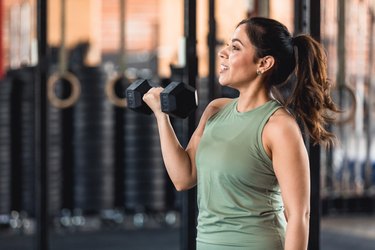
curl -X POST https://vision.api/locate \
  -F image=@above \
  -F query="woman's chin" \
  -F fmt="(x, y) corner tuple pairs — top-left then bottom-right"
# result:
(218, 77), (229, 86)
(218, 81), (232, 88)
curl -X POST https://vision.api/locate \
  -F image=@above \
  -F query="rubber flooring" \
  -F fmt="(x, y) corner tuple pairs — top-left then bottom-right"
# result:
(0, 216), (374, 250)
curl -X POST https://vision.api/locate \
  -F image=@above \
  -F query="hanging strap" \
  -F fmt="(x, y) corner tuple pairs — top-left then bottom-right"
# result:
(105, 0), (128, 108)
(47, 0), (81, 109)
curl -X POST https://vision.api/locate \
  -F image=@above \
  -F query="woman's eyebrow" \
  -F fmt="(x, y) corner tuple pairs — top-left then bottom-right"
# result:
(231, 38), (244, 45)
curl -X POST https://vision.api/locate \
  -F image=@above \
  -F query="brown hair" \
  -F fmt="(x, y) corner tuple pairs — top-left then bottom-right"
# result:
(238, 17), (339, 146)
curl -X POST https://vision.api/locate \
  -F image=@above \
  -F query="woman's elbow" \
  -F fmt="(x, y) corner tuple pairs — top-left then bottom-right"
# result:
(175, 185), (188, 192)
(286, 208), (310, 223)
(299, 208), (311, 222)
(174, 181), (196, 192)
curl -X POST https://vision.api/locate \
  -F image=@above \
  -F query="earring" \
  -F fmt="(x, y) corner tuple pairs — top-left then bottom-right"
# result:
(256, 69), (262, 75)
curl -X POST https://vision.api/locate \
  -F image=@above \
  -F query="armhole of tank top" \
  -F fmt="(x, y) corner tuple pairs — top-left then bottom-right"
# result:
(256, 105), (282, 166)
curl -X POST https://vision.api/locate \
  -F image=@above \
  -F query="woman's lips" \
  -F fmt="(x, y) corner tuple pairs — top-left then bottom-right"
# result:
(219, 64), (229, 73)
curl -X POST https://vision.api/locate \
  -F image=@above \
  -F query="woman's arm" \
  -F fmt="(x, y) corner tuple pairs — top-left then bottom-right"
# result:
(154, 113), (195, 191)
(263, 110), (310, 250)
(143, 87), (230, 191)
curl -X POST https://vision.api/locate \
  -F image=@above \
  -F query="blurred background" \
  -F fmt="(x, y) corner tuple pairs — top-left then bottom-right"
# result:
(0, 0), (374, 249)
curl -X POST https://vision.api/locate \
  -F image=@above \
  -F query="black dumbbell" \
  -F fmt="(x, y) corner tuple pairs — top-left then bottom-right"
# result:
(126, 79), (198, 118)
(160, 81), (198, 118)
(126, 79), (153, 115)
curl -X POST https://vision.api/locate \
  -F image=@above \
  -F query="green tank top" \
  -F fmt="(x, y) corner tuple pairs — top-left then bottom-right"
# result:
(196, 98), (286, 249)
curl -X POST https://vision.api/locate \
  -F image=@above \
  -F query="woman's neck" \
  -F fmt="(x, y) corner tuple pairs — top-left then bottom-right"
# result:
(236, 83), (270, 113)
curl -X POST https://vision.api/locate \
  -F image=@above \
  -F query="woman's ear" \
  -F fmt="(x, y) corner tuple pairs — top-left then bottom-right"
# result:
(257, 56), (275, 74)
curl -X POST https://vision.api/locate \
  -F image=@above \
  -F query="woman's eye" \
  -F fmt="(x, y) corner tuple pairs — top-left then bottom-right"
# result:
(225, 43), (239, 51)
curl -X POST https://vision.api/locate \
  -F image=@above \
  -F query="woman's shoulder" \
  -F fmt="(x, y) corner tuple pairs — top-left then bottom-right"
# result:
(208, 97), (233, 109)
(204, 98), (233, 119)
(266, 108), (300, 134)
(263, 108), (304, 150)
(197, 98), (233, 126)
(193, 98), (233, 138)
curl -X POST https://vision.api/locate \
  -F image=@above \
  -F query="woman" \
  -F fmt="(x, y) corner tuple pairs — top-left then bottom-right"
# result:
(143, 17), (337, 250)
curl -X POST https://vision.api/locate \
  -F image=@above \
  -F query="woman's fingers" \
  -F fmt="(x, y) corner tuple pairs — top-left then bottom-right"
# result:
(143, 87), (164, 114)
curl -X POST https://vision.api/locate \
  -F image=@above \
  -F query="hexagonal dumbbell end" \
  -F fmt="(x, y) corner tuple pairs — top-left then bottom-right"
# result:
(126, 79), (153, 115)
(160, 81), (198, 118)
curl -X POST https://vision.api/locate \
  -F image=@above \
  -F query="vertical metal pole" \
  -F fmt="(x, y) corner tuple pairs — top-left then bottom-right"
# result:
(36, 0), (48, 250)
(59, 0), (66, 74)
(336, 0), (348, 199)
(0, 0), (3, 78)
(365, 8), (374, 191)
(257, 0), (269, 17)
(337, 0), (346, 89)
(308, 147), (321, 250)
(295, 0), (320, 249)
(119, 0), (126, 73)
(294, 0), (310, 34)
(181, 1), (197, 250)
(309, 1), (321, 249)
(207, 0), (216, 101)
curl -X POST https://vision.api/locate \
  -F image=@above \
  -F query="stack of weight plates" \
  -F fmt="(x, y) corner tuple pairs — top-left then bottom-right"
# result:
(47, 68), (64, 216)
(19, 68), (36, 217)
(124, 108), (167, 213)
(8, 67), (35, 217)
(9, 70), (22, 213)
(113, 77), (128, 208)
(60, 80), (74, 211)
(0, 80), (12, 216)
(72, 66), (114, 214)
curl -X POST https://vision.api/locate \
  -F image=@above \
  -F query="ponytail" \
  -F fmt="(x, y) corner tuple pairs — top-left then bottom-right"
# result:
(287, 34), (338, 147)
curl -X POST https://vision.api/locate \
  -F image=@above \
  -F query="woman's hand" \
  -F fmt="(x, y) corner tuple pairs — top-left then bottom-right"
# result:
(142, 87), (165, 118)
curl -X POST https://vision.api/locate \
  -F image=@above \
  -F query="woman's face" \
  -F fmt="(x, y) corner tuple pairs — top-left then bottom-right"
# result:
(218, 24), (259, 88)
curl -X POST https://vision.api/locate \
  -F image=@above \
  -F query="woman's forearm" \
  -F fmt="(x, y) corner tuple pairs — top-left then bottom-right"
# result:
(155, 114), (196, 191)
(284, 214), (309, 250)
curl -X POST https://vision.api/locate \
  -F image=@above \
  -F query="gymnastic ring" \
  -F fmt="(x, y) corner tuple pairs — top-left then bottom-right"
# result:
(47, 71), (81, 109)
(105, 74), (128, 108)
(333, 84), (356, 125)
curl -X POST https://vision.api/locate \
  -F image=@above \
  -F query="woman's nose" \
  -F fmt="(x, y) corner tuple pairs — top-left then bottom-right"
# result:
(218, 46), (228, 59)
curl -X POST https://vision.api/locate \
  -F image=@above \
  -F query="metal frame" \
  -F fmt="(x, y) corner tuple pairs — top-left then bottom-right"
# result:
(207, 0), (217, 101)
(36, 0), (48, 249)
(294, 0), (321, 249)
(0, 0), (3, 78)
(181, 1), (198, 250)
(308, 0), (322, 245)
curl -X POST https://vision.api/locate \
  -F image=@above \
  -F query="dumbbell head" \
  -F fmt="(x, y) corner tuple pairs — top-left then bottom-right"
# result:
(126, 79), (152, 114)
(160, 82), (198, 118)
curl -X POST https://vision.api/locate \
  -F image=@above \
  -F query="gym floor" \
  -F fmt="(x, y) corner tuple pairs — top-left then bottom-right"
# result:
(0, 215), (374, 250)
(321, 215), (375, 250)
